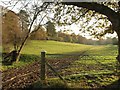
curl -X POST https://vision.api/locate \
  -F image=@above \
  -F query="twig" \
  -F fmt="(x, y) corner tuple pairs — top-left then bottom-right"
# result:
(3, 72), (33, 83)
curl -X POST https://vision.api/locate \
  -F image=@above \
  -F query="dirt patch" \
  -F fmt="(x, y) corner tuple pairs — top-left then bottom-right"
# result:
(2, 55), (80, 90)
(2, 52), (119, 89)
(2, 61), (40, 90)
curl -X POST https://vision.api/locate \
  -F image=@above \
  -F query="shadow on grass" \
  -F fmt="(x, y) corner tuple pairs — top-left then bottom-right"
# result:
(19, 54), (40, 62)
(46, 50), (89, 59)
(23, 78), (120, 90)
(2, 53), (40, 66)
(2, 51), (120, 90)
(104, 78), (120, 89)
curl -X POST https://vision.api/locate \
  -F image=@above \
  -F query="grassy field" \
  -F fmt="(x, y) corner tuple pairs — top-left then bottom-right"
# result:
(22, 40), (93, 55)
(2, 40), (93, 70)
(2, 40), (119, 71)
(2, 40), (120, 88)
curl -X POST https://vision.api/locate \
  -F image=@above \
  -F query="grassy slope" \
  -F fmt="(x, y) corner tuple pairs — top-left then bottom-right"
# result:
(22, 40), (93, 55)
(22, 40), (117, 60)
(2, 40), (120, 88)
(21, 40), (118, 88)
(2, 40), (118, 69)
(61, 45), (119, 77)
(1, 40), (92, 70)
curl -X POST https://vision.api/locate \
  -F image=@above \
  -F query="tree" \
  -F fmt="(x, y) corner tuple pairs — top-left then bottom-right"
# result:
(46, 21), (56, 40)
(16, 2), (49, 62)
(2, 0), (50, 62)
(112, 37), (118, 45)
(18, 10), (29, 35)
(45, 1), (120, 63)
(61, 1), (120, 63)
(30, 26), (47, 40)
(2, 8), (22, 52)
(71, 33), (78, 43)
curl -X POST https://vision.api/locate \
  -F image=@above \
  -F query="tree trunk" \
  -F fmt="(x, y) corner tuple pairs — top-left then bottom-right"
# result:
(62, 2), (119, 26)
(116, 31), (120, 63)
(16, 33), (30, 62)
(61, 2), (120, 63)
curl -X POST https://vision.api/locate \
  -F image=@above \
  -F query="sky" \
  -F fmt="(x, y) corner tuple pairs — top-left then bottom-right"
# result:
(0, 0), (117, 40)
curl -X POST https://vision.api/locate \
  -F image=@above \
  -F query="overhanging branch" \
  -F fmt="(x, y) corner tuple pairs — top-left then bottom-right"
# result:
(62, 2), (119, 23)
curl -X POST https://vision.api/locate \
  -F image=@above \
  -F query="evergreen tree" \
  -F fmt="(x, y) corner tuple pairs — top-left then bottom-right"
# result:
(46, 21), (56, 40)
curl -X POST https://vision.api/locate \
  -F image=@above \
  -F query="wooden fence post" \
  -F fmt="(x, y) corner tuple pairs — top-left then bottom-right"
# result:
(40, 50), (68, 86)
(41, 50), (46, 81)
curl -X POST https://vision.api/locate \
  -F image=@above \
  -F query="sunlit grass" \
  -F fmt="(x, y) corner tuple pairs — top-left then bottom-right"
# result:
(2, 40), (93, 70)
(2, 40), (120, 88)
(2, 40), (118, 71)
(22, 40), (93, 55)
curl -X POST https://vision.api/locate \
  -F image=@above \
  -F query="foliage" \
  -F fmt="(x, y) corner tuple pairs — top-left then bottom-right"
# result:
(57, 1), (120, 63)
(29, 27), (118, 45)
(43, 1), (120, 41)
(2, 1), (120, 63)
(2, 54), (39, 71)
(18, 10), (29, 35)
(47, 3), (114, 39)
(54, 30), (118, 45)
(46, 21), (57, 40)
(30, 26), (47, 40)
(2, 9), (22, 52)
(1, 0), (50, 62)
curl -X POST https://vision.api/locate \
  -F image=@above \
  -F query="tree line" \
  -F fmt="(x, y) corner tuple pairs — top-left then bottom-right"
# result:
(2, 1), (120, 63)
(2, 9), (118, 53)
(30, 24), (118, 45)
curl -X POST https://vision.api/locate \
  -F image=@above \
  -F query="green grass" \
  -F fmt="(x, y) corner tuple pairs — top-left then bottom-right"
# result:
(1, 40), (92, 70)
(2, 40), (118, 70)
(61, 45), (118, 77)
(2, 40), (120, 88)
(22, 40), (93, 55)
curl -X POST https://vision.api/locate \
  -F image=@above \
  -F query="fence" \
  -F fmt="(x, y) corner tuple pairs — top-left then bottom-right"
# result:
(40, 50), (67, 85)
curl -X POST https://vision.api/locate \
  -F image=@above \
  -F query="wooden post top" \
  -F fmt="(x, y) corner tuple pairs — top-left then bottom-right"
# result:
(41, 50), (46, 53)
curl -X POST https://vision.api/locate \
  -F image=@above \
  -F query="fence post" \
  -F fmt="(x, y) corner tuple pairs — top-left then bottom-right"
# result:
(41, 50), (46, 81)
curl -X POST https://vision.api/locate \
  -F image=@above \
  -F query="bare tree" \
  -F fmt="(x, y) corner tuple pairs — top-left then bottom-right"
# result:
(1, 0), (50, 62)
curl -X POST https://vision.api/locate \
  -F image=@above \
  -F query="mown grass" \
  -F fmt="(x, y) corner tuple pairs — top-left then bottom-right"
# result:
(22, 40), (93, 55)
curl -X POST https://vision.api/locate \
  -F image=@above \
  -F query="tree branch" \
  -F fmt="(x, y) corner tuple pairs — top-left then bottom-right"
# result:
(62, 2), (119, 22)
(61, 2), (120, 31)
